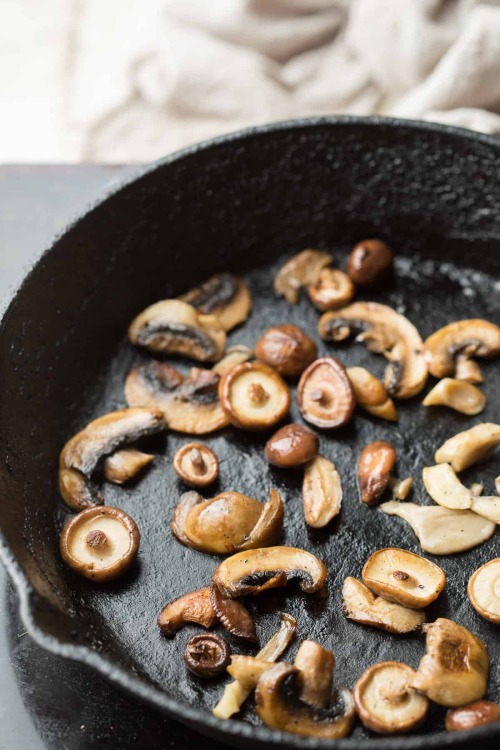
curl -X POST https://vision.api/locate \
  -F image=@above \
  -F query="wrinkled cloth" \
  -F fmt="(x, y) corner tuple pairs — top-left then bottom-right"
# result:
(67, 0), (500, 161)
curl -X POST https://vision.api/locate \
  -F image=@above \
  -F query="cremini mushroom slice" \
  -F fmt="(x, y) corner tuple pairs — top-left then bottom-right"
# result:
(357, 441), (397, 505)
(184, 633), (231, 678)
(179, 273), (252, 332)
(435, 423), (500, 472)
(446, 701), (500, 732)
(424, 319), (500, 382)
(227, 655), (276, 690)
(274, 249), (332, 304)
(302, 455), (342, 528)
(468, 558), (500, 624)
(318, 302), (428, 399)
(294, 640), (335, 709)
(265, 423), (319, 468)
(298, 357), (355, 429)
(342, 577), (426, 634)
(173, 442), (219, 487)
(255, 325), (317, 379)
(129, 299), (226, 361)
(157, 587), (218, 637)
(422, 378), (485, 415)
(60, 506), (140, 582)
(103, 449), (155, 485)
(362, 548), (446, 609)
(125, 361), (229, 434)
(354, 661), (428, 734)
(307, 268), (355, 312)
(347, 239), (394, 288)
(171, 488), (283, 555)
(59, 407), (164, 510)
(210, 583), (257, 641)
(218, 361), (290, 430)
(423, 463), (500, 522)
(380, 501), (495, 554)
(411, 618), (489, 707)
(347, 366), (398, 422)
(212, 345), (254, 376)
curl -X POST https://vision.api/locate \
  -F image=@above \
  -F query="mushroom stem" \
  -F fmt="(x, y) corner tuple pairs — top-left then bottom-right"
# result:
(392, 570), (410, 582)
(189, 448), (206, 474)
(247, 383), (269, 406)
(86, 529), (108, 549)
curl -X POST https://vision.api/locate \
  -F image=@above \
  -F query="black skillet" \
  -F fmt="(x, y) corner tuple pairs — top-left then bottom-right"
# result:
(0, 117), (499, 749)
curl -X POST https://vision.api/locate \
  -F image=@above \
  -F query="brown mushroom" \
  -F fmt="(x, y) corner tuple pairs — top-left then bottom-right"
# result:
(157, 587), (218, 637)
(212, 345), (254, 376)
(347, 239), (394, 288)
(173, 443), (219, 487)
(294, 640), (335, 709)
(218, 361), (290, 430)
(347, 366), (398, 422)
(59, 408), (164, 510)
(446, 701), (500, 732)
(103, 449), (155, 484)
(265, 424), (319, 468)
(318, 302), (428, 399)
(255, 325), (317, 378)
(362, 548), (446, 609)
(184, 633), (231, 678)
(209, 582), (257, 641)
(435, 423), (500, 472)
(274, 249), (332, 304)
(422, 378), (486, 415)
(424, 319), (500, 383)
(342, 577), (426, 634)
(302, 455), (342, 528)
(298, 357), (355, 429)
(227, 655), (276, 690)
(468, 558), (500, 625)
(60, 506), (140, 582)
(357, 441), (397, 505)
(179, 273), (252, 332)
(307, 268), (355, 312)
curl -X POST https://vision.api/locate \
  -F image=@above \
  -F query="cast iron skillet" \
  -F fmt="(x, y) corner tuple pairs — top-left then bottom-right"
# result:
(0, 117), (499, 749)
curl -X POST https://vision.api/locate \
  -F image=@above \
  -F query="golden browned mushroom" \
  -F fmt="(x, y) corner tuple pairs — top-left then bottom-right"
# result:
(362, 548), (446, 608)
(423, 378), (485, 415)
(60, 506), (140, 582)
(411, 618), (489, 707)
(209, 582), (257, 641)
(173, 443), (219, 487)
(125, 361), (229, 434)
(227, 656), (275, 690)
(218, 361), (290, 430)
(468, 558), (500, 624)
(179, 273), (252, 332)
(184, 633), (231, 678)
(302, 455), (342, 528)
(59, 408), (164, 511)
(103, 449), (155, 485)
(424, 319), (500, 383)
(354, 661), (428, 734)
(255, 325), (317, 378)
(274, 249), (332, 304)
(423, 463), (500, 523)
(307, 268), (355, 312)
(212, 345), (254, 376)
(357, 441), (397, 505)
(298, 357), (355, 429)
(265, 424), (319, 468)
(318, 302), (428, 399)
(435, 423), (500, 472)
(446, 701), (500, 732)
(347, 239), (394, 288)
(347, 366), (398, 422)
(157, 587), (218, 637)
(294, 640), (335, 708)
(342, 577), (426, 634)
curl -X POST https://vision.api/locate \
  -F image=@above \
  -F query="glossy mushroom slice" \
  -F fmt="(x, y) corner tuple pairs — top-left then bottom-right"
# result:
(307, 268), (355, 312)
(318, 302), (428, 399)
(211, 345), (254, 376)
(179, 273), (252, 332)
(302, 455), (342, 528)
(411, 618), (489, 707)
(446, 701), (500, 732)
(60, 506), (140, 582)
(103, 449), (155, 484)
(125, 361), (229, 434)
(184, 633), (231, 679)
(347, 366), (398, 422)
(173, 443), (219, 487)
(59, 408), (164, 510)
(342, 577), (426, 634)
(157, 587), (218, 637)
(298, 357), (355, 429)
(468, 558), (500, 624)
(293, 640), (335, 708)
(128, 299), (226, 361)
(255, 325), (317, 379)
(423, 463), (500, 523)
(435, 423), (500, 472)
(422, 378), (485, 415)
(358, 441), (397, 505)
(265, 424), (319, 468)
(227, 656), (276, 690)
(209, 582), (257, 641)
(424, 319), (500, 383)
(274, 249), (332, 304)
(218, 361), (290, 430)
(362, 548), (445, 609)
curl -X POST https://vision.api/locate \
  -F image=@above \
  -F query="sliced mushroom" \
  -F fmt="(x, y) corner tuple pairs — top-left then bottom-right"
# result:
(422, 378), (485, 415)
(302, 455), (342, 528)
(411, 618), (489, 707)
(347, 239), (394, 288)
(184, 633), (231, 678)
(157, 587), (218, 637)
(274, 249), (332, 304)
(218, 361), (290, 430)
(298, 357), (355, 429)
(424, 319), (500, 382)
(380, 501), (495, 554)
(103, 449), (155, 485)
(179, 273), (252, 332)
(358, 441), (397, 505)
(347, 366), (398, 422)
(342, 577), (426, 634)
(227, 656), (275, 689)
(318, 302), (428, 399)
(423, 463), (500, 522)
(59, 408), (164, 510)
(294, 640), (334, 709)
(255, 325), (317, 379)
(265, 424), (319, 468)
(362, 548), (446, 609)
(60, 506), (140, 582)
(212, 345), (254, 376)
(173, 443), (219, 487)
(307, 268), (355, 312)
(125, 361), (229, 434)
(354, 661), (428, 734)
(209, 582), (257, 641)
(468, 558), (500, 624)
(435, 423), (500, 472)
(446, 701), (500, 732)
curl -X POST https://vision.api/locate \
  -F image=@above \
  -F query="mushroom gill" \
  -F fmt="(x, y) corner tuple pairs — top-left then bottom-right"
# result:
(179, 273), (252, 332)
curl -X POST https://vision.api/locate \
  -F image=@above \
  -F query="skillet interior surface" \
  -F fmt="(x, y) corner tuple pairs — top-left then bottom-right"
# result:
(0, 118), (499, 749)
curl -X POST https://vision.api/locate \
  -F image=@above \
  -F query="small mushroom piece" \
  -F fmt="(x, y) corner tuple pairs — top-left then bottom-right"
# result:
(218, 361), (290, 430)
(294, 640), (334, 708)
(179, 273), (252, 332)
(255, 325), (317, 379)
(411, 618), (489, 707)
(298, 357), (355, 429)
(265, 424), (319, 468)
(212, 345), (254, 376)
(173, 443), (219, 487)
(347, 239), (394, 288)
(446, 701), (500, 732)
(302, 455), (342, 528)
(380, 501), (495, 555)
(422, 378), (485, 415)
(354, 661), (428, 734)
(318, 302), (428, 399)
(274, 249), (332, 304)
(60, 506), (140, 582)
(362, 548), (446, 609)
(358, 441), (397, 505)
(342, 577), (426, 634)
(468, 558), (500, 624)
(227, 656), (275, 690)
(307, 268), (355, 312)
(435, 423), (500, 472)
(209, 582), (257, 641)
(347, 366), (398, 422)
(424, 319), (500, 382)
(103, 449), (155, 485)
(423, 463), (500, 522)
(157, 587), (218, 637)
(184, 633), (231, 678)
